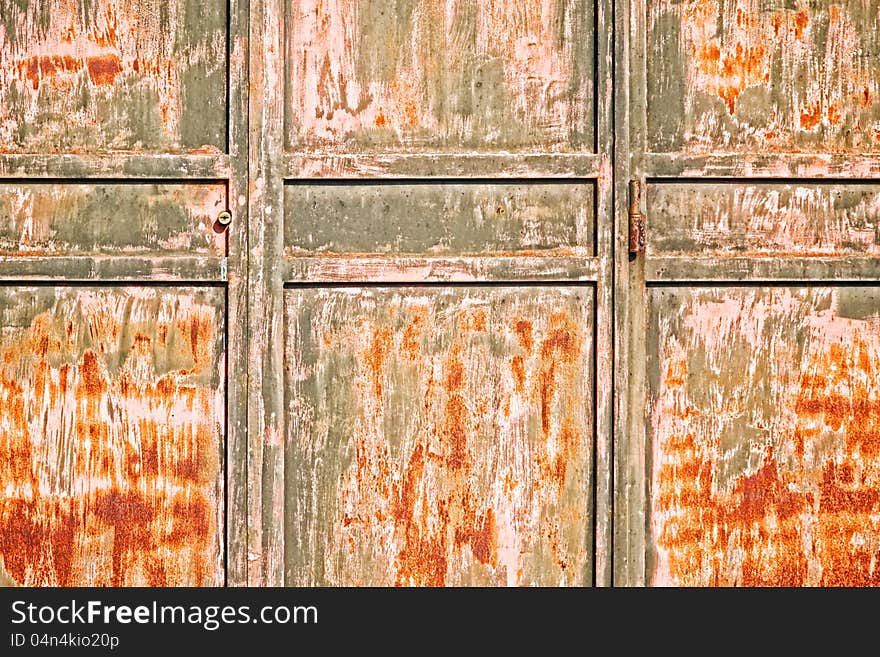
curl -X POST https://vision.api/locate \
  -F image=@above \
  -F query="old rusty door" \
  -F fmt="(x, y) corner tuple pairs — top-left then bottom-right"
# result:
(248, 0), (615, 586)
(619, 0), (880, 585)
(0, 1), (248, 586)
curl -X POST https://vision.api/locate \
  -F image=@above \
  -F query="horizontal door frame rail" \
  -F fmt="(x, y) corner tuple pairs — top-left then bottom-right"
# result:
(284, 256), (603, 284)
(0, 154), (232, 180)
(646, 257), (880, 283)
(643, 153), (880, 180)
(285, 154), (608, 179)
(0, 256), (228, 282)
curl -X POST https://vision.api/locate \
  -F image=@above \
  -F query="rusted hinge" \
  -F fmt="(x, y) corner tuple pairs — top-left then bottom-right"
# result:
(628, 179), (646, 256)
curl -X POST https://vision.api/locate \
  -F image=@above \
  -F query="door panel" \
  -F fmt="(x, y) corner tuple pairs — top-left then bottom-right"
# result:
(648, 286), (880, 586)
(647, 0), (880, 154)
(250, 0), (613, 586)
(286, 286), (594, 586)
(0, 285), (225, 586)
(647, 182), (880, 258)
(285, 0), (595, 153)
(0, 0), (228, 154)
(0, 0), (248, 587)
(7, 0), (879, 591)
(0, 182), (227, 256)
(284, 181), (595, 257)
(624, 0), (880, 587)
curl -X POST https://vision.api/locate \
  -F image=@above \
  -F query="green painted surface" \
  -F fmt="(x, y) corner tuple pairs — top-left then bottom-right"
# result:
(0, 183), (226, 256)
(286, 0), (594, 152)
(284, 182), (594, 256)
(0, 0), (227, 153)
(286, 286), (594, 586)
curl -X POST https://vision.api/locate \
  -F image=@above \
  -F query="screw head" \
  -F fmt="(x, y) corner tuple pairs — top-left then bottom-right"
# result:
(216, 209), (232, 226)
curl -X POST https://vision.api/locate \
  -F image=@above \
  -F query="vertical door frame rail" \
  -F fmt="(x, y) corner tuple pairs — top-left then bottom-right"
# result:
(247, 0), (617, 586)
(0, 1), (250, 587)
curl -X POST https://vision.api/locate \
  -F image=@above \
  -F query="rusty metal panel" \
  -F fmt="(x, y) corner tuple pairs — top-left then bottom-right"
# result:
(284, 181), (594, 256)
(647, 0), (880, 153)
(285, 0), (595, 153)
(647, 182), (880, 257)
(286, 286), (594, 586)
(0, 0), (228, 153)
(648, 286), (880, 586)
(0, 182), (226, 256)
(0, 286), (225, 586)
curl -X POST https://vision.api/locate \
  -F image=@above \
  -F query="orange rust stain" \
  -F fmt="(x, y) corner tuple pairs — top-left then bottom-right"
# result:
(176, 311), (215, 372)
(513, 319), (534, 353)
(469, 509), (497, 566)
(795, 339), (880, 458)
(455, 507), (498, 567)
(442, 346), (469, 471)
(539, 312), (581, 362)
(363, 326), (392, 398)
(665, 359), (688, 387)
(0, 297), (221, 586)
(656, 437), (810, 586)
(80, 351), (107, 399)
(537, 312), (581, 437)
(395, 523), (448, 586)
(771, 14), (782, 37)
(861, 87), (873, 108)
(400, 307), (427, 361)
(18, 55), (82, 89)
(375, 109), (387, 128)
(403, 100), (419, 128)
(391, 425), (451, 586)
(679, 4), (876, 137)
(827, 104), (841, 126)
(694, 40), (767, 115)
(549, 419), (581, 490)
(90, 6), (120, 49)
(1, 3), (199, 152)
(511, 355), (526, 394)
(460, 308), (487, 333)
(332, 296), (589, 586)
(86, 54), (123, 86)
(535, 312), (583, 488)
(655, 314), (880, 587)
(794, 10), (809, 40)
(546, 521), (570, 572)
(20, 57), (41, 90)
(818, 461), (880, 586)
(800, 103), (822, 130)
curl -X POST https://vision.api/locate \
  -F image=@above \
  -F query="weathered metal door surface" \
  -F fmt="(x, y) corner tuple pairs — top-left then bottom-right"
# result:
(17, 0), (875, 591)
(619, 0), (880, 585)
(0, 1), (248, 585)
(249, 0), (614, 586)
